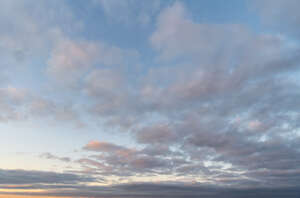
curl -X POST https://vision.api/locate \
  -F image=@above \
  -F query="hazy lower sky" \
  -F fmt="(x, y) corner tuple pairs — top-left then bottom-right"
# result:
(1, 0), (300, 197)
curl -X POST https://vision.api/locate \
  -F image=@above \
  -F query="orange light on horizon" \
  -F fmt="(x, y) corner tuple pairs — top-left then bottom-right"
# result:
(0, 195), (71, 198)
(0, 189), (71, 198)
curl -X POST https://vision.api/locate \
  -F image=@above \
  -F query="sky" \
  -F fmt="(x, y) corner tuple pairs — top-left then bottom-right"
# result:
(1, 0), (300, 197)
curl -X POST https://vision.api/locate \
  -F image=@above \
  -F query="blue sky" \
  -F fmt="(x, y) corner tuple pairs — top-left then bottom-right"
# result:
(1, 0), (300, 197)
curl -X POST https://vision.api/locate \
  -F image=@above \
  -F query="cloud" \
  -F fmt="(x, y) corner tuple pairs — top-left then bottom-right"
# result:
(84, 69), (124, 97)
(1, 182), (300, 198)
(73, 2), (300, 189)
(46, 39), (100, 85)
(0, 169), (94, 185)
(93, 0), (162, 26)
(29, 98), (84, 126)
(0, 0), (77, 62)
(0, 86), (84, 127)
(151, 1), (296, 64)
(40, 152), (71, 163)
(251, 0), (300, 37)
(0, 86), (29, 122)
(81, 140), (179, 176)
(135, 123), (177, 144)
(147, 1), (300, 113)
(0, 0), (86, 126)
(83, 140), (130, 153)
(83, 68), (145, 128)
(47, 39), (139, 86)
(1, 0), (300, 196)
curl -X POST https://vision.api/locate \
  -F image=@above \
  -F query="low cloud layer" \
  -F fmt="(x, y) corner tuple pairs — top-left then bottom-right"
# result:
(0, 169), (94, 185)
(1, 182), (300, 198)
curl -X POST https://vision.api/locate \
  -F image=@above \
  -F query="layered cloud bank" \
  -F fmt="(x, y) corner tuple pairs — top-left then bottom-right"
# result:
(0, 168), (300, 198)
(1, 0), (300, 197)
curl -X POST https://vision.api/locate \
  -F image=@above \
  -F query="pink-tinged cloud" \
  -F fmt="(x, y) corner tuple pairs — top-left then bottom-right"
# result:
(83, 141), (129, 153)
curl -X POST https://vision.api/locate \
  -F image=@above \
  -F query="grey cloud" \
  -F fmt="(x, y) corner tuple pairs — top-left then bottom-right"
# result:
(251, 0), (300, 37)
(29, 98), (85, 128)
(1, 182), (300, 198)
(81, 141), (182, 176)
(85, 1), (300, 129)
(40, 152), (71, 163)
(140, 144), (175, 157)
(135, 123), (177, 144)
(0, 87), (84, 127)
(77, 2), (300, 189)
(0, 168), (95, 185)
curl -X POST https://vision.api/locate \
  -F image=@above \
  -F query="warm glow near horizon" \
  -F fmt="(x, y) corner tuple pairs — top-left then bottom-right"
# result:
(0, 195), (70, 198)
